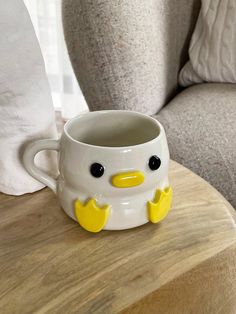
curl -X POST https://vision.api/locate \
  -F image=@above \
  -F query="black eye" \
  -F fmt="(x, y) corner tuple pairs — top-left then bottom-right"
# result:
(149, 156), (161, 171)
(90, 163), (104, 178)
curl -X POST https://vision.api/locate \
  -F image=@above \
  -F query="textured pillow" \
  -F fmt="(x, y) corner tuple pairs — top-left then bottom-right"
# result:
(179, 0), (236, 87)
(0, 0), (58, 195)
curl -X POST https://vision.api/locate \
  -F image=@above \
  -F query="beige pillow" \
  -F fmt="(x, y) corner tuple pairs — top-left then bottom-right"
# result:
(179, 0), (236, 87)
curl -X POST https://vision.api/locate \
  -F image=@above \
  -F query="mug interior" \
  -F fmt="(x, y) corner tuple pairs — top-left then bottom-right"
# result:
(65, 111), (160, 147)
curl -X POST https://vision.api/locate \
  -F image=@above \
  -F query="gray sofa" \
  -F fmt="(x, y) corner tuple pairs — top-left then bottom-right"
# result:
(62, 0), (236, 209)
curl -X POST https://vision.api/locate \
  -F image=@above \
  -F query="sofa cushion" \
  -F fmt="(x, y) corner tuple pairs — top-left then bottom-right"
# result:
(179, 0), (236, 87)
(155, 83), (236, 209)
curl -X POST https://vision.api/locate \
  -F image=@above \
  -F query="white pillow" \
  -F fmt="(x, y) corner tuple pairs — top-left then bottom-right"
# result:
(179, 0), (236, 87)
(0, 0), (58, 195)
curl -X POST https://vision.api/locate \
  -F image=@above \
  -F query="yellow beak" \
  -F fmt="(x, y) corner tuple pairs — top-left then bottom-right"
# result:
(111, 171), (145, 188)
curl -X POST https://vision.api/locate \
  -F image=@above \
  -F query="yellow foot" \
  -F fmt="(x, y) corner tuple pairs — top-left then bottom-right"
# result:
(74, 198), (110, 233)
(147, 187), (173, 223)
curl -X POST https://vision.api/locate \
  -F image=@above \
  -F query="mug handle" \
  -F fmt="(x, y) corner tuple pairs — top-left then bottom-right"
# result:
(23, 139), (60, 194)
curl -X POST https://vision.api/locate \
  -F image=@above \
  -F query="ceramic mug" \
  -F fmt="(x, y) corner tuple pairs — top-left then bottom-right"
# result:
(23, 110), (172, 233)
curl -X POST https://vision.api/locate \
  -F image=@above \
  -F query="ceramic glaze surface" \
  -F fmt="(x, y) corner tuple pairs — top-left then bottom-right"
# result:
(23, 111), (172, 232)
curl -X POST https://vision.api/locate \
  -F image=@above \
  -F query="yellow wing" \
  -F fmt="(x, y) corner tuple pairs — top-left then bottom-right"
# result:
(147, 187), (173, 223)
(74, 198), (110, 233)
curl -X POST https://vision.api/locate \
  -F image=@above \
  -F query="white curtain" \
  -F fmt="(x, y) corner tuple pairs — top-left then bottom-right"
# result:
(23, 0), (88, 120)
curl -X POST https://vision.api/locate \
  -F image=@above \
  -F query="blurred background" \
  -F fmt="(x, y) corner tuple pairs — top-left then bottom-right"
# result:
(23, 0), (88, 120)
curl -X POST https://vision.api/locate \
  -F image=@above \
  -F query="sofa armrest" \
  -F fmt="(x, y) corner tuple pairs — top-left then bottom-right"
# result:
(62, 0), (200, 114)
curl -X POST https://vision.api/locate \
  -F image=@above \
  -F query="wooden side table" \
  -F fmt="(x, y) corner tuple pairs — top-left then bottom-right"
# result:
(0, 161), (236, 314)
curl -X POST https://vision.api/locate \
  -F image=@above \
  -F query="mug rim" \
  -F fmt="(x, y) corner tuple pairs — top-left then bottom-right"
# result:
(63, 110), (164, 150)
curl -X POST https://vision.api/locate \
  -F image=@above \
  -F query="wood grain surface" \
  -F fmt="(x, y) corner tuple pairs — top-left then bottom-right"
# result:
(0, 161), (235, 314)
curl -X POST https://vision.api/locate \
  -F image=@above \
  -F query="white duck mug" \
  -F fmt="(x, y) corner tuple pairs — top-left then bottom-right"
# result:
(23, 110), (172, 233)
